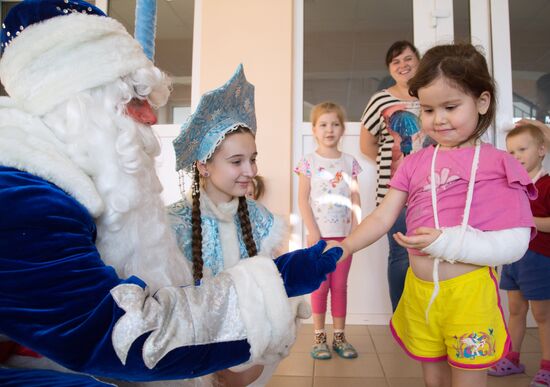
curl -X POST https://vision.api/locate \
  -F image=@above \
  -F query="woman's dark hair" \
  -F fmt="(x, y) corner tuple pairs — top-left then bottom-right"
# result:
(191, 126), (258, 282)
(385, 40), (420, 67)
(408, 43), (497, 142)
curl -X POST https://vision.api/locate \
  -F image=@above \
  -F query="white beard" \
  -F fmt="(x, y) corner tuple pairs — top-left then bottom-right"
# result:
(41, 83), (193, 292)
(92, 110), (193, 291)
(1, 71), (212, 386)
(89, 113), (213, 386)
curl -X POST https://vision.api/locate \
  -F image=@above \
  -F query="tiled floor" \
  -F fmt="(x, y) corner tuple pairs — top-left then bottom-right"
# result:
(266, 324), (542, 387)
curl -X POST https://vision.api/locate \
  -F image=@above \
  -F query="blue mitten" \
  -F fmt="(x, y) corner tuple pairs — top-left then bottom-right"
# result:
(274, 240), (343, 297)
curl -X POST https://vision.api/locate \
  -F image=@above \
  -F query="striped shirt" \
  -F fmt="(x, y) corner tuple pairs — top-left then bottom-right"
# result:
(361, 90), (421, 204)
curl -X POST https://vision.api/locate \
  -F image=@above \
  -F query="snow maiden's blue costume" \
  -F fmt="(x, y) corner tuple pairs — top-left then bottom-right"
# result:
(167, 64), (294, 386)
(168, 64), (287, 279)
(0, 1), (341, 385)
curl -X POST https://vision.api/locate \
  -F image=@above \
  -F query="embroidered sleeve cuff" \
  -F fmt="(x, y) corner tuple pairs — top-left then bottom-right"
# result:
(258, 214), (288, 257)
(110, 273), (247, 369)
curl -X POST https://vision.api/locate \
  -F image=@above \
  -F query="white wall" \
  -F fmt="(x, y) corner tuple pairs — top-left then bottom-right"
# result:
(153, 125), (182, 205)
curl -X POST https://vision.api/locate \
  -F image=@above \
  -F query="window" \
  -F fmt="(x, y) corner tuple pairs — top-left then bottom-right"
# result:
(109, 0), (194, 124)
(0, 0), (194, 125)
(453, 0), (470, 44)
(303, 0), (414, 122)
(509, 0), (550, 123)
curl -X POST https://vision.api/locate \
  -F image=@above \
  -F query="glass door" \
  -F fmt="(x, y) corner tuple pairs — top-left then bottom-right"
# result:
(292, 0), (456, 323)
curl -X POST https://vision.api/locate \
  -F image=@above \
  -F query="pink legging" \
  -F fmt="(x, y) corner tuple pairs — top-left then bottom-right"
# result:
(310, 236), (353, 318)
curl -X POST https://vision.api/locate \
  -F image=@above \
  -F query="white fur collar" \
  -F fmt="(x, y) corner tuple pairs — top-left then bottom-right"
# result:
(187, 188), (239, 222)
(0, 107), (104, 217)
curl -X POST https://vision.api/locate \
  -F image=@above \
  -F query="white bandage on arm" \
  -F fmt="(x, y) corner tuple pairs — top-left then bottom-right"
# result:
(421, 226), (530, 266)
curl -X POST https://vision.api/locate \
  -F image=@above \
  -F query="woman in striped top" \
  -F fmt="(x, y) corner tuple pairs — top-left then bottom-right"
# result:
(359, 40), (425, 311)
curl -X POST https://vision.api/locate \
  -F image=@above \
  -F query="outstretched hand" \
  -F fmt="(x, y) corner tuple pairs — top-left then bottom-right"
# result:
(274, 240), (343, 298)
(323, 240), (350, 263)
(393, 227), (441, 251)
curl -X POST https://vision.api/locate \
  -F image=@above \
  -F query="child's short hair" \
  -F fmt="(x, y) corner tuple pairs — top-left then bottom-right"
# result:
(310, 101), (346, 128)
(408, 43), (496, 142)
(506, 123), (546, 146)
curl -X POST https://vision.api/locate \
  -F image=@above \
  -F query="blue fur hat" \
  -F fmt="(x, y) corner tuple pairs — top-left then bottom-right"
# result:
(1, 0), (105, 53)
(173, 64), (257, 172)
(0, 0), (151, 115)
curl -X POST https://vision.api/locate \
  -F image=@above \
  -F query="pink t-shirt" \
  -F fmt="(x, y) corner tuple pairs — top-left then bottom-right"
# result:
(390, 143), (537, 255)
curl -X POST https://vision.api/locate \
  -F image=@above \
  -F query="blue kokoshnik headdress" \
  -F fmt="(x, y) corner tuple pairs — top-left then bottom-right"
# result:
(173, 64), (257, 173)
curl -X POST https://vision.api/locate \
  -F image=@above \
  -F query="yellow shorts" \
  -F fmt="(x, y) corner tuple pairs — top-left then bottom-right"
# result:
(390, 266), (509, 370)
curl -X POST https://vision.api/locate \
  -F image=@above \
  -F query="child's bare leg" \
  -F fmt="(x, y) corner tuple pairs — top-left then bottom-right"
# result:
(508, 290), (529, 353)
(531, 299), (550, 360)
(333, 316), (345, 330)
(508, 290), (529, 352)
(421, 361), (451, 387)
(451, 367), (487, 387)
(313, 313), (326, 330)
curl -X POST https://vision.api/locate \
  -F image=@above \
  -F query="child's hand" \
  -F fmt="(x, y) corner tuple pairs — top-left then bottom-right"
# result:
(307, 232), (321, 247)
(324, 240), (351, 263)
(323, 240), (341, 253)
(393, 227), (442, 251)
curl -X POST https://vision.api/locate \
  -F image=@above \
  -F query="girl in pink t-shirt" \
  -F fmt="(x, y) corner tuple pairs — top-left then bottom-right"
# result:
(336, 44), (536, 387)
(295, 102), (362, 360)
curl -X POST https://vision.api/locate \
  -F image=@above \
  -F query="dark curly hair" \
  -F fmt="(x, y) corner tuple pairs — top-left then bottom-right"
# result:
(385, 40), (420, 67)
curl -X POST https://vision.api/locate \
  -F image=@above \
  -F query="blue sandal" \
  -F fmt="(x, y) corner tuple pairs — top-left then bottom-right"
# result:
(332, 341), (358, 359)
(311, 342), (332, 360)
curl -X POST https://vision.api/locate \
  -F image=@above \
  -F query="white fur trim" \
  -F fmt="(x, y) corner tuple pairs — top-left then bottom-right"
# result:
(0, 108), (103, 217)
(0, 13), (151, 115)
(198, 189), (238, 221)
(198, 190), (241, 268)
(258, 214), (288, 257)
(226, 257), (297, 365)
(219, 220), (240, 269)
